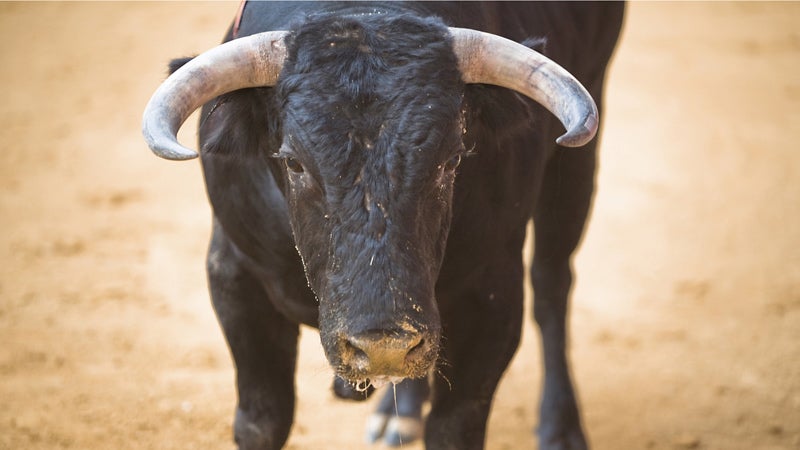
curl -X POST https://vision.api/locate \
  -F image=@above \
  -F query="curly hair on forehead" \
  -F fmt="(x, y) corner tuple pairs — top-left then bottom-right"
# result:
(278, 12), (461, 102)
(271, 11), (465, 177)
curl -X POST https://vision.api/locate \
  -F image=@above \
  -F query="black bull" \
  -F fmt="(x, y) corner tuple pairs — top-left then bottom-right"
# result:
(142, 2), (624, 449)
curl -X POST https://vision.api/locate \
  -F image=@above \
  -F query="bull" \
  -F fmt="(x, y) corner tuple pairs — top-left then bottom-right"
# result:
(142, 1), (624, 449)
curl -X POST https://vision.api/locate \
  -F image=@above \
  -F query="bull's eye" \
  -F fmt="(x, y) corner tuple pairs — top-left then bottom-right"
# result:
(444, 154), (462, 172)
(284, 157), (304, 173)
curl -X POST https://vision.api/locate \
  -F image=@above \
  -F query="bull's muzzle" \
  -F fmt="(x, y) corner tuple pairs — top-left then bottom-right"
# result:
(339, 329), (435, 379)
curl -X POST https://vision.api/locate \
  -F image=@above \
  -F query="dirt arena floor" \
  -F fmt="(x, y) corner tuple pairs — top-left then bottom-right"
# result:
(1, 2), (798, 449)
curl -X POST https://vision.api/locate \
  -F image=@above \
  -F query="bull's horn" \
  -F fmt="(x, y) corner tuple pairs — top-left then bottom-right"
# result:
(143, 27), (597, 159)
(142, 31), (288, 160)
(449, 27), (598, 147)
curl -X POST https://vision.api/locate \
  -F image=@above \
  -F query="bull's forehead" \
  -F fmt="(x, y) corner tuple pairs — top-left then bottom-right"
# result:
(280, 21), (463, 181)
(279, 12), (464, 160)
(283, 97), (459, 203)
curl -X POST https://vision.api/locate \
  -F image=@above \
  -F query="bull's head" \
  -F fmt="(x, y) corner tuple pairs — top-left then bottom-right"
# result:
(142, 15), (597, 388)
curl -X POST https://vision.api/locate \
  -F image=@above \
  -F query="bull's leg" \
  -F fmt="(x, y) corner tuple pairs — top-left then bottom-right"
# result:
(531, 144), (597, 450)
(425, 257), (525, 449)
(208, 224), (299, 450)
(365, 378), (429, 446)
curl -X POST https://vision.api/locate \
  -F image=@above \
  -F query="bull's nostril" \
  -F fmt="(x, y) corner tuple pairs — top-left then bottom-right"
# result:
(344, 339), (366, 356)
(344, 339), (370, 369)
(407, 337), (425, 356)
(404, 337), (429, 366)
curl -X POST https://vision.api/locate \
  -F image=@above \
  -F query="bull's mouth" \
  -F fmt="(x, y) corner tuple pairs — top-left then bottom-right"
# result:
(347, 375), (407, 393)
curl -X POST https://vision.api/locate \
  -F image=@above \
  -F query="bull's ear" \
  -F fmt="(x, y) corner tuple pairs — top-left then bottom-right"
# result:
(167, 56), (195, 76)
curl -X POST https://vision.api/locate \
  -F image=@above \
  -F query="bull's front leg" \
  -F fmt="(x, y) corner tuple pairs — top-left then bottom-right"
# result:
(530, 145), (597, 450)
(208, 224), (299, 450)
(425, 256), (525, 449)
(530, 258), (586, 450)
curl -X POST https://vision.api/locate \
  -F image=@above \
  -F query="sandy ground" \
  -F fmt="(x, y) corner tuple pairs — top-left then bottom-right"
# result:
(1, 2), (798, 449)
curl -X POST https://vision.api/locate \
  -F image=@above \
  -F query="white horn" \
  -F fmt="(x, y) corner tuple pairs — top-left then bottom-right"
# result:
(449, 27), (598, 147)
(142, 31), (288, 160)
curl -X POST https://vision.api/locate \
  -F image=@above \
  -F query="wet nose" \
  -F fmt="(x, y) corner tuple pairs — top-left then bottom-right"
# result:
(342, 330), (427, 376)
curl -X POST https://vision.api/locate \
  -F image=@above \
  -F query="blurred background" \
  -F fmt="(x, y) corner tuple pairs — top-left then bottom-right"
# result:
(1, 2), (797, 449)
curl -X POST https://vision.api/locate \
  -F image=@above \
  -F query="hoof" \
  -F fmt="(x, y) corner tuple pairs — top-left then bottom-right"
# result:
(537, 424), (588, 450)
(364, 413), (424, 446)
(537, 394), (588, 450)
(383, 416), (424, 447)
(364, 413), (390, 444)
(234, 408), (277, 450)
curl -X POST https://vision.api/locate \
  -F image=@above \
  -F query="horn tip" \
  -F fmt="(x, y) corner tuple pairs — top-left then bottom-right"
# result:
(144, 135), (199, 160)
(150, 144), (199, 161)
(556, 131), (593, 148)
(142, 123), (199, 160)
(556, 114), (599, 148)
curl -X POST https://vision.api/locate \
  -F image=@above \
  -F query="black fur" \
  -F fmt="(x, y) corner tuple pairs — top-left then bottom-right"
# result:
(179, 2), (625, 449)
(167, 56), (193, 75)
